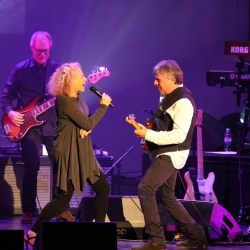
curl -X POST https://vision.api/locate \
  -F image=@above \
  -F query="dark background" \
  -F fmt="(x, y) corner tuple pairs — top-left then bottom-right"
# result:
(0, 0), (249, 178)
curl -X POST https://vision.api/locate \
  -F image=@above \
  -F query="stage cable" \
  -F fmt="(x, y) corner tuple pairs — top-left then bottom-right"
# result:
(128, 196), (142, 213)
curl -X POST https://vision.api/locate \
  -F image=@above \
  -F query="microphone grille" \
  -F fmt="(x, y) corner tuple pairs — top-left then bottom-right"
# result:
(89, 86), (96, 92)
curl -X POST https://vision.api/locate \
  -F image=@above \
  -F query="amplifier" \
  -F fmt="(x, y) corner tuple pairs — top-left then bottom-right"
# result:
(76, 196), (145, 240)
(0, 156), (51, 215)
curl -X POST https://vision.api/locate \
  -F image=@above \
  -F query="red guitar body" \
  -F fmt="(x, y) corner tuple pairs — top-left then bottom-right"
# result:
(141, 119), (156, 152)
(2, 95), (53, 142)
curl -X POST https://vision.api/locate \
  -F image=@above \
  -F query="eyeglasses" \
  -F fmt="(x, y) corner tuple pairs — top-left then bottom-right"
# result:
(32, 47), (50, 55)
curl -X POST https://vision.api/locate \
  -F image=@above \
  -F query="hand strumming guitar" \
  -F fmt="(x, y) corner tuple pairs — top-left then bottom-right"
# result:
(8, 110), (24, 126)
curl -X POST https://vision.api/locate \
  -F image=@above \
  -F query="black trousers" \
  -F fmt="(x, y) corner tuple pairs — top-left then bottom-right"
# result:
(21, 129), (54, 213)
(138, 155), (206, 244)
(31, 170), (110, 233)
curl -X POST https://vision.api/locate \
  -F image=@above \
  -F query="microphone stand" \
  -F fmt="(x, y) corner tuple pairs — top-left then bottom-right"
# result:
(105, 146), (134, 195)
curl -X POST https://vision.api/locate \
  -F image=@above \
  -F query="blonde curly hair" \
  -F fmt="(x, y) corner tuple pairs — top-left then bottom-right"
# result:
(48, 62), (82, 96)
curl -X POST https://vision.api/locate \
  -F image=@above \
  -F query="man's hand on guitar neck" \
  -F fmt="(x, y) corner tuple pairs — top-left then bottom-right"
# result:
(8, 110), (24, 126)
(125, 115), (148, 139)
(134, 123), (147, 139)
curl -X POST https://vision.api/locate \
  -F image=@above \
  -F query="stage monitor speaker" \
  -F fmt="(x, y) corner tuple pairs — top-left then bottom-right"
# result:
(76, 195), (146, 240)
(0, 156), (51, 215)
(0, 230), (24, 249)
(159, 199), (243, 243)
(41, 221), (117, 250)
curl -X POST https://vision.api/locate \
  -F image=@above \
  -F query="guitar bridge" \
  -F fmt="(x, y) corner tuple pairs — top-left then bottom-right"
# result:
(3, 124), (12, 135)
(199, 191), (214, 202)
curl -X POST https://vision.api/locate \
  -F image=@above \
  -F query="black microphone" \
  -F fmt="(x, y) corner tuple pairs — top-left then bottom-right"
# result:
(89, 86), (114, 108)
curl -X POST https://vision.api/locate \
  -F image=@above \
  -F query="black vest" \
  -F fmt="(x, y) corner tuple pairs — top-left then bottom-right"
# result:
(148, 87), (196, 159)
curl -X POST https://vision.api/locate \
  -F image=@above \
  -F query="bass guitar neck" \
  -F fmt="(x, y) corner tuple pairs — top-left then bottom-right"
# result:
(125, 114), (155, 152)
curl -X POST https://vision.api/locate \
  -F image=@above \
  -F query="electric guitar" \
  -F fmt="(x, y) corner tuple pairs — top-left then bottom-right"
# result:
(125, 114), (155, 152)
(2, 69), (110, 142)
(184, 109), (218, 202)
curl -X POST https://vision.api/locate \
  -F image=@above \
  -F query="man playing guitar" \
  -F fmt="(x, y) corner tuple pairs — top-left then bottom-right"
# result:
(0, 31), (73, 224)
(128, 60), (207, 250)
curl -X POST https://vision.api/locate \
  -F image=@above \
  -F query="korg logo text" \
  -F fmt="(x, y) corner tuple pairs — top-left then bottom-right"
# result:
(230, 46), (249, 54)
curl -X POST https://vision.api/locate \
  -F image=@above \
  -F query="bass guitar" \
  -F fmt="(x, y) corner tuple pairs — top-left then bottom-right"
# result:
(2, 69), (110, 142)
(125, 114), (155, 152)
(183, 109), (218, 202)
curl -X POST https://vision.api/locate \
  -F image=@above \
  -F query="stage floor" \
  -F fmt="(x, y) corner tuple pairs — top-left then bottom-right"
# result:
(0, 216), (250, 250)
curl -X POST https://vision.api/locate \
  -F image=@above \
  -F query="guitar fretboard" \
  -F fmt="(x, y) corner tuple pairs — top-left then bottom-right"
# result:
(197, 125), (204, 180)
(31, 97), (56, 116)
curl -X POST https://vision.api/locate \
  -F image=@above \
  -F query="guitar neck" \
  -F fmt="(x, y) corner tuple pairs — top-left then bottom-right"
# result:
(130, 120), (141, 130)
(197, 126), (204, 180)
(31, 97), (56, 116)
(84, 80), (92, 86)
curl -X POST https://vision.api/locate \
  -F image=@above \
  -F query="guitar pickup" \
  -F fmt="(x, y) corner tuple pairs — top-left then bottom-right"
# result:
(197, 180), (205, 186)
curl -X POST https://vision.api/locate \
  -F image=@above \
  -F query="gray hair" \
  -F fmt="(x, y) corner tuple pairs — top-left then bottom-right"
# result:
(153, 60), (183, 84)
(30, 31), (52, 47)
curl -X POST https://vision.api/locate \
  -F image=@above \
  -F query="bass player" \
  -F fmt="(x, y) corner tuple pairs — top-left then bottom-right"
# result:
(0, 31), (73, 224)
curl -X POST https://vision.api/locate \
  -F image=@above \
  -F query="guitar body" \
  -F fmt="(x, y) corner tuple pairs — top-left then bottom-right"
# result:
(141, 119), (156, 152)
(2, 95), (45, 142)
(184, 171), (218, 202)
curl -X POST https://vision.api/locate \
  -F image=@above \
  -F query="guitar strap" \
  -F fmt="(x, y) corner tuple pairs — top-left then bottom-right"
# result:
(146, 87), (192, 126)
(146, 106), (163, 126)
(45, 60), (54, 97)
(146, 95), (171, 126)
